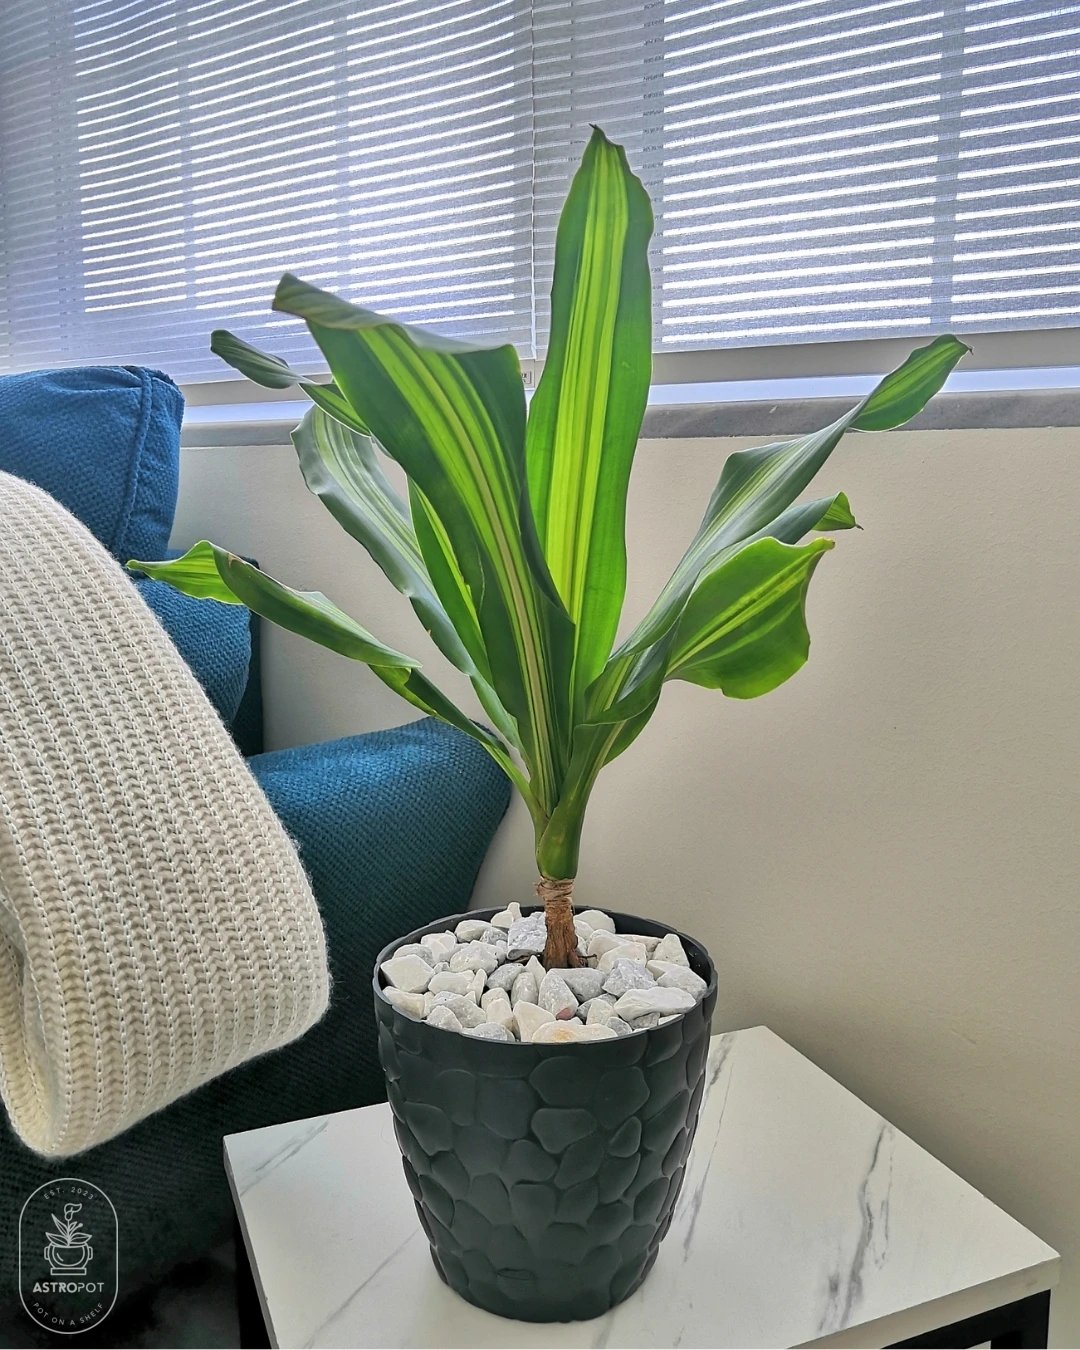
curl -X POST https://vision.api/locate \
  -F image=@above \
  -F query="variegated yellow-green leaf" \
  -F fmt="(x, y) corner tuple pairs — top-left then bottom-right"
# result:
(526, 126), (653, 714)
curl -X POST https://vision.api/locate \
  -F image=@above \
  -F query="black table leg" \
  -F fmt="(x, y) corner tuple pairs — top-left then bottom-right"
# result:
(889, 1289), (1051, 1348)
(235, 1210), (271, 1349)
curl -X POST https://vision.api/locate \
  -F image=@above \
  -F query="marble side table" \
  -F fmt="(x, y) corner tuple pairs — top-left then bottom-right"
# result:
(225, 1026), (1058, 1349)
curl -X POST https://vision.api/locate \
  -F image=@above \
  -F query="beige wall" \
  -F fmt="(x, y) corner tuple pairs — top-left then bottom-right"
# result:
(177, 427), (1080, 1345)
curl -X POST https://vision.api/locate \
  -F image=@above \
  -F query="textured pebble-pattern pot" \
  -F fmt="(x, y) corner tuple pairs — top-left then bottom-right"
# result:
(373, 907), (717, 1323)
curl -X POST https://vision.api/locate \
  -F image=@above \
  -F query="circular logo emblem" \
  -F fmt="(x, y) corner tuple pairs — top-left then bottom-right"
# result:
(19, 1179), (117, 1335)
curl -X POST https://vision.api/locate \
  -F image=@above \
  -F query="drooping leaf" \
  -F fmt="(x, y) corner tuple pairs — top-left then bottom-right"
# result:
(272, 272), (574, 809)
(616, 334), (967, 662)
(128, 542), (418, 668)
(666, 536), (834, 697)
(210, 329), (371, 434)
(526, 126), (654, 711)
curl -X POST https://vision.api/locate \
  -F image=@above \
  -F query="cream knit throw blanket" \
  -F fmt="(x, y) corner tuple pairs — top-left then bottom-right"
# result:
(0, 473), (329, 1157)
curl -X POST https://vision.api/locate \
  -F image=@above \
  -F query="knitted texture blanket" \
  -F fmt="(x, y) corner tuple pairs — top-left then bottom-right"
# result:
(0, 473), (329, 1157)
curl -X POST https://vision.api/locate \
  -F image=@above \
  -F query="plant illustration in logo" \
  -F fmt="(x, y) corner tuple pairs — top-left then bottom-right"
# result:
(44, 1204), (93, 1276)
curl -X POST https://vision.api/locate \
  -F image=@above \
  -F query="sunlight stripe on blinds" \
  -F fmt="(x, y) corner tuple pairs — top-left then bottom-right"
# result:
(1, 0), (1076, 378)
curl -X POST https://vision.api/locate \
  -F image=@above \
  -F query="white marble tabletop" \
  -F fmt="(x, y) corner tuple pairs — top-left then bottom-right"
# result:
(225, 1026), (1058, 1349)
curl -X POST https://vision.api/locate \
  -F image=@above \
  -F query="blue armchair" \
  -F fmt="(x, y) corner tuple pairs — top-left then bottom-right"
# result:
(0, 367), (511, 1318)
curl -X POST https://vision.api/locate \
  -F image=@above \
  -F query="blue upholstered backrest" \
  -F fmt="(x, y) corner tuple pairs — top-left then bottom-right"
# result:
(0, 366), (183, 563)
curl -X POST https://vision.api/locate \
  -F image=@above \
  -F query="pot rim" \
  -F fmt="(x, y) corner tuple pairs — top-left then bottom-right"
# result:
(372, 904), (716, 1045)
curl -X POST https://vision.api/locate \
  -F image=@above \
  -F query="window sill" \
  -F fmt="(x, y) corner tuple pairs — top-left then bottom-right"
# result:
(181, 386), (1080, 447)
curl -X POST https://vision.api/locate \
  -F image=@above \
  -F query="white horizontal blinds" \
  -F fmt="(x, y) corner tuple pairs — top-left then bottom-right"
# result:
(0, 0), (533, 379)
(949, 1), (1080, 332)
(2, 1), (1077, 376)
(655, 0), (1080, 350)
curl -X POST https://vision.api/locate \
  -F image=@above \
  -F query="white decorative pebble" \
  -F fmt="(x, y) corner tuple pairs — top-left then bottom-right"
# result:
(658, 966), (707, 998)
(383, 988), (426, 1018)
(506, 913), (547, 960)
(420, 931), (457, 963)
(559, 967), (605, 1002)
(449, 941), (500, 974)
(597, 942), (648, 973)
(513, 1001), (555, 1043)
(646, 959), (686, 979)
(468, 968), (487, 1002)
(612, 986), (696, 1021)
(577, 909), (616, 933)
(455, 918), (492, 942)
(428, 992), (486, 1028)
(538, 970), (578, 1019)
(659, 1014), (680, 1026)
(606, 1016), (634, 1036)
(628, 1012), (660, 1030)
(585, 996), (617, 1026)
(427, 1005), (463, 1033)
(466, 1021), (513, 1041)
(482, 998), (515, 1032)
(602, 959), (656, 998)
(490, 902), (522, 930)
(586, 929), (626, 959)
(652, 933), (690, 966)
(510, 970), (538, 1007)
(486, 962), (523, 992)
(619, 932), (662, 952)
(573, 916), (593, 940)
(428, 971), (471, 996)
(380, 954), (435, 994)
(525, 955), (546, 984)
(532, 1021), (617, 1043)
(431, 962), (450, 974)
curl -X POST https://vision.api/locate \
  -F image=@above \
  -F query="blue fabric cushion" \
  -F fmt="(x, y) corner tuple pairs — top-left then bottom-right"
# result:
(134, 577), (251, 727)
(0, 366), (183, 562)
(0, 719), (511, 1324)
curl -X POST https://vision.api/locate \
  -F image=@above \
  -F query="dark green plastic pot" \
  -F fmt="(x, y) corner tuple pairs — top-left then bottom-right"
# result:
(373, 907), (717, 1323)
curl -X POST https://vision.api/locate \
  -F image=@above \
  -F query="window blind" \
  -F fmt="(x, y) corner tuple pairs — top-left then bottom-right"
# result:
(1, 0), (1076, 380)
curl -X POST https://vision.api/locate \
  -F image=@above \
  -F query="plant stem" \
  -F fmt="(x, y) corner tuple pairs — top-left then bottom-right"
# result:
(537, 875), (582, 968)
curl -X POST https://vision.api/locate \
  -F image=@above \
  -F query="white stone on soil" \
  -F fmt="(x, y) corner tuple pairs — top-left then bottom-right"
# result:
(420, 931), (458, 963)
(577, 909), (616, 933)
(652, 933), (690, 966)
(382, 988), (426, 1018)
(559, 967), (605, 1002)
(428, 971), (472, 996)
(468, 968), (487, 1002)
(513, 1001), (556, 1043)
(449, 941), (500, 974)
(658, 966), (707, 998)
(510, 969), (538, 1007)
(597, 942), (648, 973)
(380, 954), (435, 994)
(466, 1021), (513, 1041)
(585, 996), (617, 1026)
(506, 913), (547, 960)
(486, 962), (523, 992)
(426, 1005), (463, 1033)
(455, 918), (493, 942)
(393, 943), (428, 959)
(428, 991), (486, 1028)
(586, 929), (626, 959)
(490, 902), (522, 930)
(531, 1021), (617, 1044)
(602, 959), (656, 998)
(538, 970), (578, 1020)
(612, 986), (696, 1021)
(525, 955), (546, 984)
(606, 1016), (633, 1036)
(480, 993), (515, 1032)
(627, 1012), (660, 1030)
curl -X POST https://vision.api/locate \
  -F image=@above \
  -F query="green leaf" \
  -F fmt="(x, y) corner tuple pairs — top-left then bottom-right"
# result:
(617, 334), (966, 662)
(128, 542), (419, 669)
(668, 536), (834, 698)
(210, 329), (371, 434)
(292, 407), (477, 672)
(272, 272), (574, 810)
(526, 127), (654, 711)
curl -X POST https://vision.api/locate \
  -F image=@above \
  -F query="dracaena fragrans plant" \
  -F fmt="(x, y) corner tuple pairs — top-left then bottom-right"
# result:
(132, 128), (967, 968)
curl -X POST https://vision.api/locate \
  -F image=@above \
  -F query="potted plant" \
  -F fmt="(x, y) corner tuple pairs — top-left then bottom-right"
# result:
(133, 128), (966, 1322)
